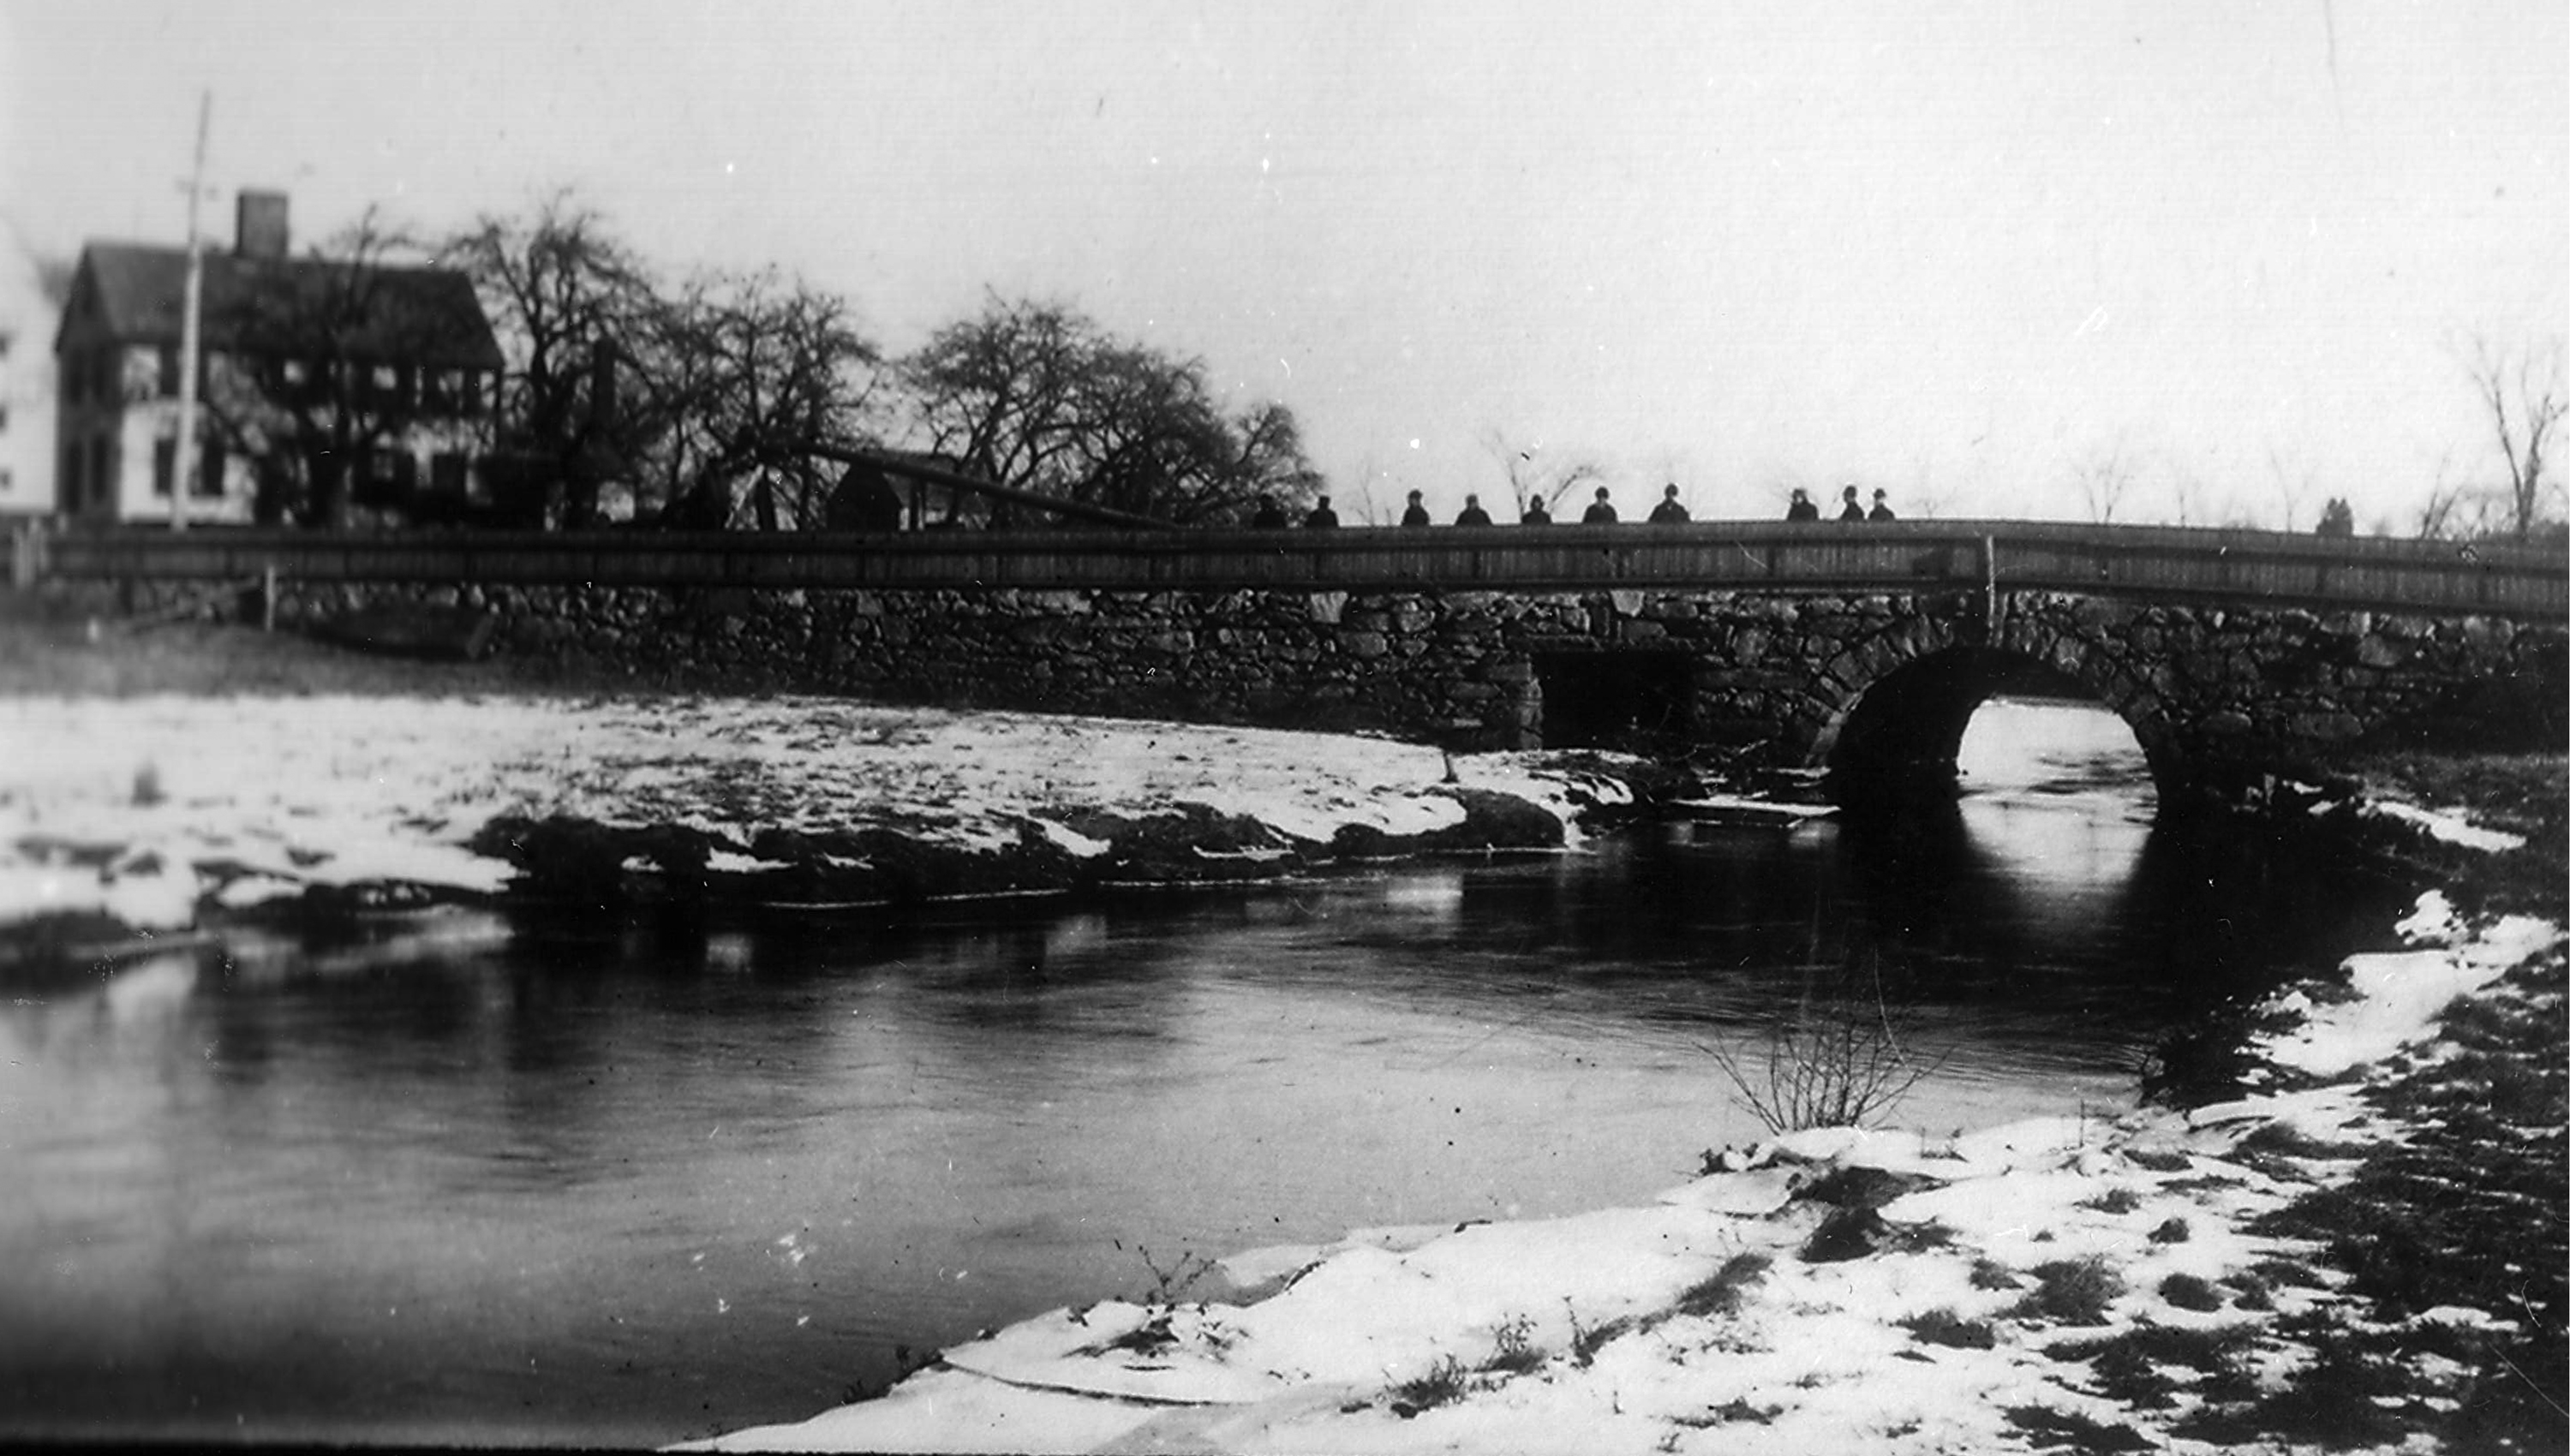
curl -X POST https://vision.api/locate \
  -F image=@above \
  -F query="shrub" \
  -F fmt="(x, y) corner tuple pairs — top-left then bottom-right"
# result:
(1969, 1258), (2023, 1292)
(2146, 1216), (2190, 1244)
(1386, 1354), (1471, 1417)
(2158, 1273), (2224, 1311)
(1478, 1314), (1545, 1376)
(1901, 1307), (1998, 1349)
(2015, 1257), (2125, 1326)
(1706, 948), (1946, 1134)
(2002, 1405), (2152, 1453)
(1676, 1252), (1774, 1317)
(1566, 1308), (1636, 1368)
(2078, 1187), (2143, 1215)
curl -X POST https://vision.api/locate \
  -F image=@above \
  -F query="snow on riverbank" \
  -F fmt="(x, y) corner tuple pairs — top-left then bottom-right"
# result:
(691, 892), (2564, 1454)
(0, 695), (1654, 953)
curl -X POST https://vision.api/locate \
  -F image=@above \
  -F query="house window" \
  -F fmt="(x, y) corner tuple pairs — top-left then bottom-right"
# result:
(61, 443), (81, 507)
(198, 439), (227, 498)
(153, 439), (176, 498)
(431, 451), (468, 497)
(88, 437), (110, 508)
(158, 344), (181, 397)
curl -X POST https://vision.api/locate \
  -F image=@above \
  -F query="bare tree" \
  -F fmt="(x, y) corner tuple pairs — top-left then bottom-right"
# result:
(445, 193), (665, 527)
(1481, 427), (1605, 516)
(900, 294), (1320, 525)
(638, 266), (888, 529)
(2071, 438), (2134, 524)
(2264, 443), (2320, 533)
(2459, 332), (2567, 540)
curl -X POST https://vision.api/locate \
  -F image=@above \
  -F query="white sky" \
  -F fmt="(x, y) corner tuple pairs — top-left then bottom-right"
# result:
(4, 0), (2562, 528)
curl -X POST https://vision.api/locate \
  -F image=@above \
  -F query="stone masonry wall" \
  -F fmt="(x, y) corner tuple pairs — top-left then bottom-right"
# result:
(135, 576), (2567, 784)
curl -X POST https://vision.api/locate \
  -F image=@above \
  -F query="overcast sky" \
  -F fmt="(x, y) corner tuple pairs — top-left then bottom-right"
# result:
(5, 0), (2561, 527)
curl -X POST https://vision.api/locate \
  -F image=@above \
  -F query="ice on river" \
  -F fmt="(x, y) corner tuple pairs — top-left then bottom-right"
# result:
(0, 694), (1633, 935)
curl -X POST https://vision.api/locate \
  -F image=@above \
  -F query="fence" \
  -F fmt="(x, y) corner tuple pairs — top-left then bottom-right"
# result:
(12, 517), (2565, 619)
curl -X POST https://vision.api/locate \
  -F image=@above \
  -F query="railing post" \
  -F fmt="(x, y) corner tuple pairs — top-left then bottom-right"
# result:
(261, 563), (277, 633)
(1983, 534), (2003, 637)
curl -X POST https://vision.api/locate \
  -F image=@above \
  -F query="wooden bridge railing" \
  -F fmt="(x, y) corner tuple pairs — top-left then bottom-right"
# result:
(15, 519), (2566, 620)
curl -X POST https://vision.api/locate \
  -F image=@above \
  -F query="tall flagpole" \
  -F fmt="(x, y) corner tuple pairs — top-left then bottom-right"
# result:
(172, 91), (209, 532)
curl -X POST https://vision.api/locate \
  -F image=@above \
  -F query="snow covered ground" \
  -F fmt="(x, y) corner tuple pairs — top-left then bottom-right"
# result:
(690, 892), (2562, 1454)
(0, 694), (1644, 947)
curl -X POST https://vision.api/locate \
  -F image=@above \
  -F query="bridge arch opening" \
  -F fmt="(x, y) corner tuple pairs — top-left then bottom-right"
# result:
(1820, 647), (2162, 803)
(1534, 651), (1693, 750)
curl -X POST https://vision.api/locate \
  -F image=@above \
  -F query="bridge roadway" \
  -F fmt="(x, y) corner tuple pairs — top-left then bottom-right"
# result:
(28, 517), (2567, 618)
(25, 519), (2567, 798)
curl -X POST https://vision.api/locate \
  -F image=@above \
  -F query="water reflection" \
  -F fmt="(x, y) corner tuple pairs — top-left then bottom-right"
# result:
(0, 723), (2413, 1447)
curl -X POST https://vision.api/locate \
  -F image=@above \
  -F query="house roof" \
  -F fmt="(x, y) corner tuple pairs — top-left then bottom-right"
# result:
(62, 242), (504, 370)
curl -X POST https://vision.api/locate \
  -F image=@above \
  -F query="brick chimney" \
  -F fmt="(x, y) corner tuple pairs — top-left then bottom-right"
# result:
(235, 190), (289, 260)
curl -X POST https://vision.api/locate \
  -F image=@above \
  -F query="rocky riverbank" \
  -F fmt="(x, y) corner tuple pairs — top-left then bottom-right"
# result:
(0, 692), (1692, 973)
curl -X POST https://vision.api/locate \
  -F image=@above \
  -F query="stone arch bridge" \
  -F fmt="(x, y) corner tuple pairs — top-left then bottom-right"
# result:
(30, 519), (2567, 801)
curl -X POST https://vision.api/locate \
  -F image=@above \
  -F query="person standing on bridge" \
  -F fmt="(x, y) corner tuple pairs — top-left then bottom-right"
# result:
(1837, 485), (1865, 522)
(1401, 490), (1432, 528)
(1302, 496), (1340, 528)
(1867, 489), (1895, 522)
(1455, 494), (1493, 527)
(1250, 494), (1288, 529)
(1785, 488), (1820, 522)
(1520, 496), (1553, 524)
(1647, 483), (1690, 523)
(1581, 487), (1618, 524)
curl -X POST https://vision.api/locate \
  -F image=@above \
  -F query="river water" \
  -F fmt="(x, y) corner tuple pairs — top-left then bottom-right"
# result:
(0, 701), (2413, 1447)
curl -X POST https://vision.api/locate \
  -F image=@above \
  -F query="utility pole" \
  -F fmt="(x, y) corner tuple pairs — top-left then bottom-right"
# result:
(172, 91), (210, 533)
